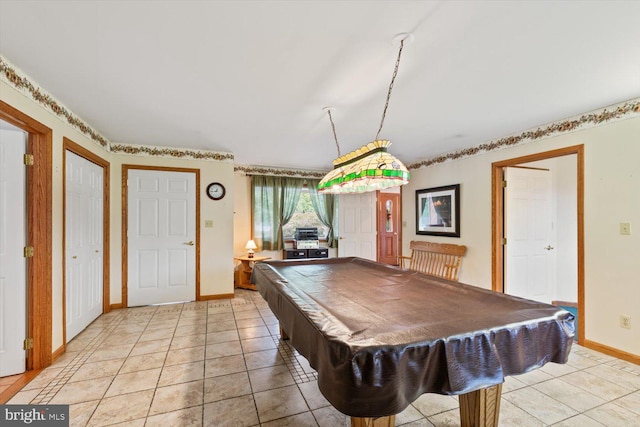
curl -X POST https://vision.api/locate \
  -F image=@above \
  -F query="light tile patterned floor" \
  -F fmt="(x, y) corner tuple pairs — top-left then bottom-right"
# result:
(7, 290), (640, 426)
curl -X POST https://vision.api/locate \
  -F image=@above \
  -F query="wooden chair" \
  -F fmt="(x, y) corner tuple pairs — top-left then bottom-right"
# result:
(398, 241), (467, 281)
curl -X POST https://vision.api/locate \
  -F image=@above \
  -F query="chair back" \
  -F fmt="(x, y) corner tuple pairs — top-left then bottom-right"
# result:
(402, 241), (467, 281)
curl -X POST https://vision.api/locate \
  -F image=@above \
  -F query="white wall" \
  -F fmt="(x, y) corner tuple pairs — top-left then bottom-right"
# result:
(552, 156), (578, 302)
(402, 117), (640, 355)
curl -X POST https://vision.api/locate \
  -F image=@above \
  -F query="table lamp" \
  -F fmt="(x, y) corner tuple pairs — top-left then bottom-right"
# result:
(245, 240), (257, 258)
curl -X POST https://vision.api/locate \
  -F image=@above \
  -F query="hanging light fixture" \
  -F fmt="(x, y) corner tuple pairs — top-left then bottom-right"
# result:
(318, 33), (412, 194)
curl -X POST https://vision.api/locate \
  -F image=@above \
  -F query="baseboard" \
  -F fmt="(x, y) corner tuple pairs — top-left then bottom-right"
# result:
(110, 303), (123, 310)
(199, 293), (234, 301)
(583, 339), (640, 365)
(0, 369), (42, 404)
(51, 344), (66, 363)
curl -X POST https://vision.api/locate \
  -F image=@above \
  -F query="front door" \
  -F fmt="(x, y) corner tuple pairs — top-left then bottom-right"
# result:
(504, 166), (555, 303)
(377, 192), (400, 265)
(0, 126), (27, 376)
(127, 169), (196, 306)
(337, 192), (377, 260)
(65, 151), (104, 341)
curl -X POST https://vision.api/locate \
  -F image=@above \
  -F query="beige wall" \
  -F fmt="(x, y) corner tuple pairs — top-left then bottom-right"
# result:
(1, 80), (235, 354)
(233, 171), (252, 257)
(109, 154), (235, 304)
(401, 117), (640, 355)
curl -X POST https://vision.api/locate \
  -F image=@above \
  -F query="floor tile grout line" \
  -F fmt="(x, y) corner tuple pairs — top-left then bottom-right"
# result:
(247, 291), (320, 426)
(30, 309), (128, 404)
(91, 303), (180, 425)
(233, 295), (263, 425)
(47, 310), (130, 408)
(503, 356), (639, 426)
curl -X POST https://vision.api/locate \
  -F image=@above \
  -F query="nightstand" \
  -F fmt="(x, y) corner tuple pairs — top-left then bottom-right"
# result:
(234, 256), (271, 291)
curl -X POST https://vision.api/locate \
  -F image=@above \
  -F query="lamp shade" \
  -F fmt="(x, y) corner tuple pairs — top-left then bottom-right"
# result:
(318, 140), (409, 194)
(245, 240), (258, 250)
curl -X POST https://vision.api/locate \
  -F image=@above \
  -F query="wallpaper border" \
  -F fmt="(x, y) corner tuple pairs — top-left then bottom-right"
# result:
(408, 100), (640, 170)
(111, 143), (234, 162)
(0, 55), (110, 148)
(234, 165), (326, 179)
(2, 54), (638, 169)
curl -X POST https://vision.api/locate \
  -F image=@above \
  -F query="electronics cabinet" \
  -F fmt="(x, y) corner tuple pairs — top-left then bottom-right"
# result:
(283, 248), (329, 259)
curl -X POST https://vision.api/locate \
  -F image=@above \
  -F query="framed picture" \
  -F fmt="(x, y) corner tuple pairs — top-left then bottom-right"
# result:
(416, 184), (460, 237)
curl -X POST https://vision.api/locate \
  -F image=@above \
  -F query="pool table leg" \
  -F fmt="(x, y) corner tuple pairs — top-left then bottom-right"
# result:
(350, 415), (395, 427)
(279, 325), (289, 340)
(458, 383), (502, 427)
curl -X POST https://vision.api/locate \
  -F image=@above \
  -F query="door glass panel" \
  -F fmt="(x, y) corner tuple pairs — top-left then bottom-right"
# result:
(386, 200), (393, 232)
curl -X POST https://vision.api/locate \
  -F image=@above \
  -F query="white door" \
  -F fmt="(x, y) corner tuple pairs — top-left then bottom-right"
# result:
(65, 151), (104, 341)
(128, 169), (196, 306)
(337, 192), (377, 260)
(504, 167), (555, 303)
(0, 126), (27, 376)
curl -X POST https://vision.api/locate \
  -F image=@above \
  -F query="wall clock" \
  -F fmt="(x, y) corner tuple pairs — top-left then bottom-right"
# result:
(206, 182), (226, 200)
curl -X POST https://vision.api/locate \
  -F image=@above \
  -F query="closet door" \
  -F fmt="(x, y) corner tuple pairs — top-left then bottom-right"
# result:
(65, 151), (104, 341)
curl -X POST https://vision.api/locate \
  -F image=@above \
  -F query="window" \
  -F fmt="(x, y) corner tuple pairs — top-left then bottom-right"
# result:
(282, 190), (329, 239)
(251, 176), (336, 250)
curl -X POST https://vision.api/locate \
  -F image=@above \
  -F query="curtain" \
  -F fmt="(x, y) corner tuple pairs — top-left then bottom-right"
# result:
(278, 177), (303, 246)
(252, 176), (304, 251)
(252, 175), (280, 250)
(306, 179), (337, 248)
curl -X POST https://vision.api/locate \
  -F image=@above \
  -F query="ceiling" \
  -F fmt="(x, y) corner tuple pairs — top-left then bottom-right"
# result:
(1, 1), (639, 172)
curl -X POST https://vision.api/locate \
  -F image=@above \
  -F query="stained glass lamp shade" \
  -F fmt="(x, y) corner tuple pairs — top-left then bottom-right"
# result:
(318, 140), (409, 194)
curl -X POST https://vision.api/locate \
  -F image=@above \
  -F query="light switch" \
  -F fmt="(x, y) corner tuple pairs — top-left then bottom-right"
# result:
(620, 222), (631, 235)
(205, 220), (213, 228)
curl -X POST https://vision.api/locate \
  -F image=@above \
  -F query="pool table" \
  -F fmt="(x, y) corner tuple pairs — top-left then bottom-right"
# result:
(252, 257), (575, 426)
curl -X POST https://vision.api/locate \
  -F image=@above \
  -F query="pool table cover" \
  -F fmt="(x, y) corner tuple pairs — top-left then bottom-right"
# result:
(252, 257), (574, 417)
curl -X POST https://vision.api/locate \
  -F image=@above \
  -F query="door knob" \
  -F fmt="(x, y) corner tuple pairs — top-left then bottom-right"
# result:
(184, 241), (195, 246)
(339, 237), (344, 240)
(544, 245), (554, 251)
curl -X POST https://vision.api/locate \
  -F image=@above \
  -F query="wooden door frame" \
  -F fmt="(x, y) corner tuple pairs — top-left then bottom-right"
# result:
(122, 165), (201, 308)
(0, 100), (52, 370)
(492, 145), (584, 344)
(62, 138), (110, 345)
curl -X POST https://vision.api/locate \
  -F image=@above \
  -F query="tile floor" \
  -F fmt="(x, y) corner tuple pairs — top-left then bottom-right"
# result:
(5, 289), (640, 426)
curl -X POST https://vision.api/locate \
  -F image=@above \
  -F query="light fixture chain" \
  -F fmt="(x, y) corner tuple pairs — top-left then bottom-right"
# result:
(375, 39), (404, 141)
(327, 109), (341, 157)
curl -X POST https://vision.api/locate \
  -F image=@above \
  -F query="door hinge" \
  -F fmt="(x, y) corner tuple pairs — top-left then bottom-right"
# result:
(23, 337), (34, 350)
(24, 154), (34, 166)
(502, 180), (507, 188)
(24, 246), (34, 257)
(501, 238), (507, 245)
